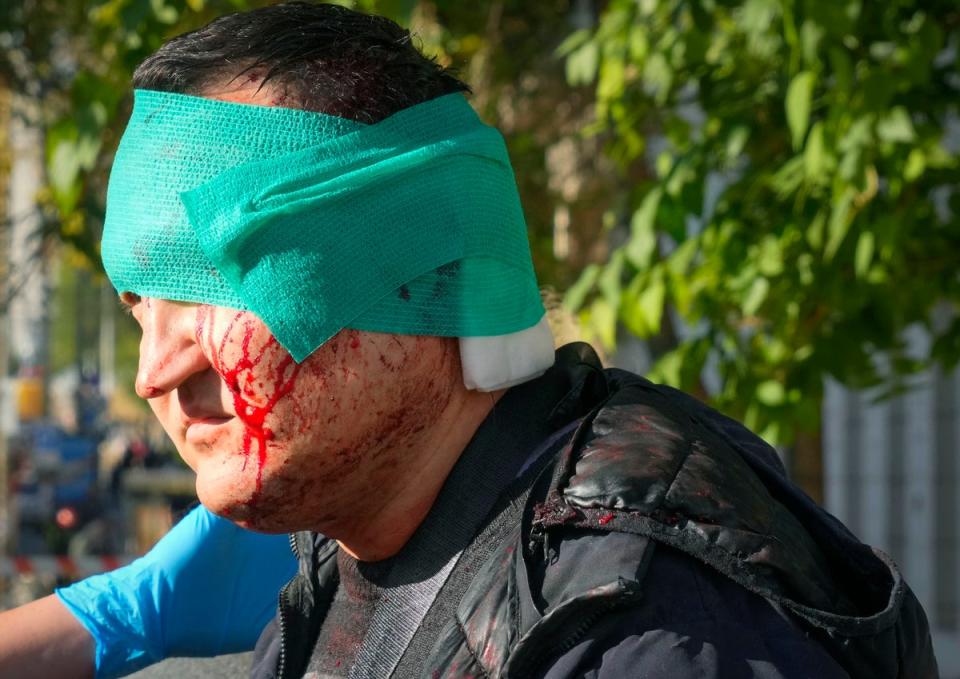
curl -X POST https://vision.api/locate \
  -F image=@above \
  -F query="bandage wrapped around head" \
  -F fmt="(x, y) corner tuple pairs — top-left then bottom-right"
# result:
(101, 90), (554, 390)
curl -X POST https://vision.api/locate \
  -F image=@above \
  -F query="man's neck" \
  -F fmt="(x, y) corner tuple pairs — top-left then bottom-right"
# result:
(331, 385), (504, 562)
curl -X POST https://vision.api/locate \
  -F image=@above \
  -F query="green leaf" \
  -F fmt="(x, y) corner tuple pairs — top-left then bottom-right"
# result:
(587, 298), (617, 349)
(838, 115), (874, 153)
(665, 157), (695, 197)
(598, 56), (626, 100)
(598, 250), (625, 309)
(664, 239), (698, 314)
(655, 151), (673, 179)
(643, 53), (673, 104)
(838, 147), (863, 181)
(738, 0), (780, 35)
(48, 142), (84, 214)
(904, 148), (925, 181)
(757, 236), (784, 276)
(649, 349), (683, 387)
(564, 264), (600, 312)
(786, 70), (816, 150)
(924, 144), (956, 169)
(625, 188), (662, 269)
(725, 125), (750, 163)
(622, 271), (666, 337)
(150, 0), (179, 24)
(824, 189), (854, 260)
(742, 277), (770, 316)
(46, 116), (103, 214)
(628, 25), (649, 62)
(803, 121), (826, 178)
(876, 107), (916, 144)
(854, 231), (875, 277)
(566, 40), (599, 86)
(757, 380), (786, 406)
(770, 157), (805, 197)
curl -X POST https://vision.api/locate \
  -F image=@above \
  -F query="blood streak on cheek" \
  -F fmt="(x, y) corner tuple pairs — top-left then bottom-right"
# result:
(208, 312), (302, 504)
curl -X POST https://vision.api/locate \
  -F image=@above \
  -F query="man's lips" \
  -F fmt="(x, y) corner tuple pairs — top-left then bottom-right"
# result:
(184, 414), (233, 426)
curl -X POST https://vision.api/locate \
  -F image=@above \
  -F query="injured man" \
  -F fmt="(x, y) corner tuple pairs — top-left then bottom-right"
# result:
(0, 3), (939, 679)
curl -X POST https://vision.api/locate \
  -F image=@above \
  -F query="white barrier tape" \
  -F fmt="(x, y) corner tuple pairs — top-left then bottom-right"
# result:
(0, 556), (133, 579)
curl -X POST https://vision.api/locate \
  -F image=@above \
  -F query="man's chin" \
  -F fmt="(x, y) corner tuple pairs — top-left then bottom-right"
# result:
(196, 477), (253, 522)
(196, 482), (290, 533)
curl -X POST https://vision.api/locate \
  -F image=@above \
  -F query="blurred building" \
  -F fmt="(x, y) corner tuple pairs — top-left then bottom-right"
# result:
(823, 326), (960, 677)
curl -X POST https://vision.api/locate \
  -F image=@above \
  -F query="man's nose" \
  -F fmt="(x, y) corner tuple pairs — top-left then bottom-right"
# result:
(135, 301), (210, 399)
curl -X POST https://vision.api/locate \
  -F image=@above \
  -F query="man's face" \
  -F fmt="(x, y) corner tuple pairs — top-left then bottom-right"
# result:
(125, 294), (459, 533)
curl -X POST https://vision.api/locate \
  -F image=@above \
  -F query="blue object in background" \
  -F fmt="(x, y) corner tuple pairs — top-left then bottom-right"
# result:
(53, 435), (98, 506)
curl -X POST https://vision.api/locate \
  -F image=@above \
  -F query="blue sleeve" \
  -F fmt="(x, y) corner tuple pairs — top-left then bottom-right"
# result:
(56, 505), (298, 678)
(540, 547), (849, 679)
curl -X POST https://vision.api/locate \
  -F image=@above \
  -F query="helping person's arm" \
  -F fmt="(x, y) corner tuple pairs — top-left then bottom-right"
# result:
(0, 504), (297, 679)
(55, 504), (297, 678)
(0, 594), (95, 679)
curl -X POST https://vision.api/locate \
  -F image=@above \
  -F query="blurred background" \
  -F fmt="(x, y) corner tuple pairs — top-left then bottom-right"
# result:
(0, 0), (958, 674)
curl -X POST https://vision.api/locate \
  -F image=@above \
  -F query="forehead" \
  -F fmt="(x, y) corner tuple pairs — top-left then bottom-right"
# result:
(203, 77), (284, 107)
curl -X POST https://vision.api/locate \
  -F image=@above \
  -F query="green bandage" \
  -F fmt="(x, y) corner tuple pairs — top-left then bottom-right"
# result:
(102, 90), (544, 362)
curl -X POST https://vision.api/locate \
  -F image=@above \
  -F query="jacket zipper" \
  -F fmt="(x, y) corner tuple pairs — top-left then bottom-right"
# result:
(511, 596), (628, 678)
(276, 532), (301, 679)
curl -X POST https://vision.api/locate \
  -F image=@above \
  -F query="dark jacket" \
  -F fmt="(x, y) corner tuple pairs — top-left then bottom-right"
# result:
(252, 343), (938, 679)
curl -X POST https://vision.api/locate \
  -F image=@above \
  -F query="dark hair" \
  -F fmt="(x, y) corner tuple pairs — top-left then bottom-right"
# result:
(132, 1), (470, 122)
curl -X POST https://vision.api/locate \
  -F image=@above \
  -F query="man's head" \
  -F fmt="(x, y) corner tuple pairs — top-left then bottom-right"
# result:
(132, 1), (469, 120)
(121, 3), (482, 539)
(106, 3), (550, 555)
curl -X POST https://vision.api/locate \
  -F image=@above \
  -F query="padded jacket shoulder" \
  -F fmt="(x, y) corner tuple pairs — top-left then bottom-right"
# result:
(425, 359), (937, 678)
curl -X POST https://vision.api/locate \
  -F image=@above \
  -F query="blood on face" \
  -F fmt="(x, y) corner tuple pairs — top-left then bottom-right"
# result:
(195, 307), (302, 504)
(187, 305), (460, 533)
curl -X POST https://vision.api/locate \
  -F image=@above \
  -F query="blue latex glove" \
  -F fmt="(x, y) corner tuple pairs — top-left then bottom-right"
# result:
(56, 505), (298, 678)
